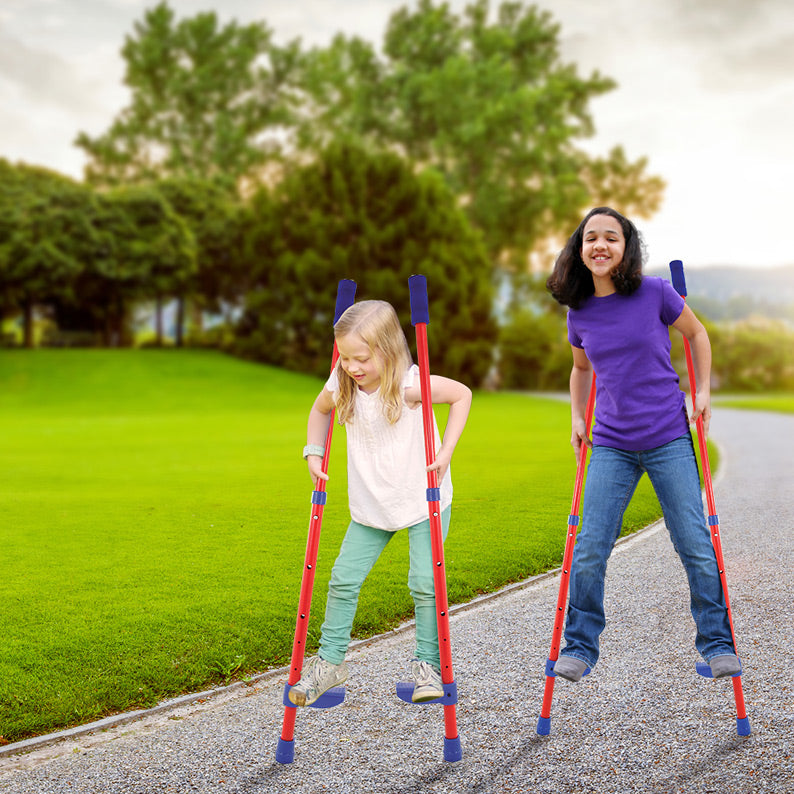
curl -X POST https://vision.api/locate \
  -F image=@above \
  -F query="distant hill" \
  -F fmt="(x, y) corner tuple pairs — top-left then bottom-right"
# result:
(646, 264), (794, 322)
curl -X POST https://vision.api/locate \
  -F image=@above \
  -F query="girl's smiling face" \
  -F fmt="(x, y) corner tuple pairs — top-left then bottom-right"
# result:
(336, 333), (382, 393)
(581, 214), (626, 295)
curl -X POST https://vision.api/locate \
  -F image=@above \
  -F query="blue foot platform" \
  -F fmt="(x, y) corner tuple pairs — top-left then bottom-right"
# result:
(695, 660), (743, 679)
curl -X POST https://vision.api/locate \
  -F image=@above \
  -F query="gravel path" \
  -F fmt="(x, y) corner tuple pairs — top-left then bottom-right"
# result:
(1, 408), (791, 793)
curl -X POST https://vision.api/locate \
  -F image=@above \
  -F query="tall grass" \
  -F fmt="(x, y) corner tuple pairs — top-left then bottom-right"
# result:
(0, 350), (663, 742)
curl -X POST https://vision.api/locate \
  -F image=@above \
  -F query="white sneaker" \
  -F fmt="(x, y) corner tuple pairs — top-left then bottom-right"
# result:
(411, 658), (444, 702)
(288, 655), (349, 707)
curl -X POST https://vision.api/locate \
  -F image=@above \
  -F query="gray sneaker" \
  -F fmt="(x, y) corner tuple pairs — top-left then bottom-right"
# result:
(709, 654), (742, 678)
(288, 655), (349, 707)
(411, 659), (444, 702)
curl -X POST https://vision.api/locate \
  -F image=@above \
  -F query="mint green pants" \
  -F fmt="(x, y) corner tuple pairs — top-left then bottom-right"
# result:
(318, 506), (452, 668)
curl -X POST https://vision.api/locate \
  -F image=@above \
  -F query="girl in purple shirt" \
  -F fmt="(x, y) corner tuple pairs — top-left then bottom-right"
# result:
(545, 207), (740, 682)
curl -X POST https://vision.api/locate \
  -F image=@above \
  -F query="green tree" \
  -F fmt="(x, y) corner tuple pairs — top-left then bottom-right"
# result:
(236, 141), (496, 384)
(158, 177), (245, 344)
(75, 186), (195, 346)
(498, 307), (569, 390)
(0, 161), (98, 347)
(294, 0), (665, 268)
(75, 2), (299, 190)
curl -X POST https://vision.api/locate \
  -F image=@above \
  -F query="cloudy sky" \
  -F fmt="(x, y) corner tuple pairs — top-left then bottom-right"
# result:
(2, 0), (793, 269)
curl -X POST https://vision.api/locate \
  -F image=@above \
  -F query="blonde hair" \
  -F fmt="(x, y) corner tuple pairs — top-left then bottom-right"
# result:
(333, 300), (413, 425)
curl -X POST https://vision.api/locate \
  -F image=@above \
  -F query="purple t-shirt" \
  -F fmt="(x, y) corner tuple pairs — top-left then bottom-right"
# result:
(567, 276), (689, 451)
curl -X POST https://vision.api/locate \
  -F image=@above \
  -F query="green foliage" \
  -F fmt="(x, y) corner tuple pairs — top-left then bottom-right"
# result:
(0, 160), (99, 345)
(75, 1), (300, 188)
(67, 184), (197, 345)
(295, 0), (665, 266)
(0, 350), (664, 741)
(709, 319), (794, 392)
(235, 140), (497, 385)
(499, 306), (570, 390)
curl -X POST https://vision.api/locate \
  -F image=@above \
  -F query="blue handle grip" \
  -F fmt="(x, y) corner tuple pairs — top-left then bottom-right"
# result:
(408, 274), (430, 326)
(669, 260), (687, 297)
(334, 279), (357, 324)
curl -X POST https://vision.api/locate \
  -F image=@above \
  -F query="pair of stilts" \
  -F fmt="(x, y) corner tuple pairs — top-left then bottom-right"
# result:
(276, 262), (749, 765)
(276, 275), (461, 765)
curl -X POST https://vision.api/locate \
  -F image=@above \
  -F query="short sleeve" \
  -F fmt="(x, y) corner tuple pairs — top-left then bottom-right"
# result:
(403, 364), (419, 388)
(324, 366), (340, 402)
(567, 311), (584, 348)
(659, 278), (686, 326)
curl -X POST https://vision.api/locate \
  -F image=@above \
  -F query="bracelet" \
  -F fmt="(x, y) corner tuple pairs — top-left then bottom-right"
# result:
(303, 444), (325, 459)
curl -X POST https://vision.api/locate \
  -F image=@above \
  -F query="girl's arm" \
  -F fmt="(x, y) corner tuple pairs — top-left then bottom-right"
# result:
(405, 375), (472, 482)
(570, 345), (594, 464)
(672, 304), (712, 437)
(306, 388), (335, 485)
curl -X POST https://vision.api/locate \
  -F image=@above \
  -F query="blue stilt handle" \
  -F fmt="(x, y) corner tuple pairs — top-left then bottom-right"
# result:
(408, 274), (430, 325)
(334, 279), (357, 323)
(669, 259), (687, 296)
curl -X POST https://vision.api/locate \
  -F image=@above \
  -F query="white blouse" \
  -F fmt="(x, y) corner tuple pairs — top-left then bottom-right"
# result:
(325, 364), (453, 531)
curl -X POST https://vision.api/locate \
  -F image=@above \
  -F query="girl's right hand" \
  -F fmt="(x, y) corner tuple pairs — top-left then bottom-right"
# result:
(571, 420), (592, 465)
(307, 456), (329, 487)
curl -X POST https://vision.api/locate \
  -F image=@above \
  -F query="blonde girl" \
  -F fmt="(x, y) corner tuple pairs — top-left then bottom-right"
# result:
(290, 300), (472, 706)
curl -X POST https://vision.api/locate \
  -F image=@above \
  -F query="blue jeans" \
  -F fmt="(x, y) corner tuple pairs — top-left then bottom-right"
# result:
(562, 433), (735, 668)
(319, 507), (451, 667)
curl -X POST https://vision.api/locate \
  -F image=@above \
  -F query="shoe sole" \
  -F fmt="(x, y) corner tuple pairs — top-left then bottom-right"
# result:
(412, 689), (444, 703)
(289, 673), (349, 707)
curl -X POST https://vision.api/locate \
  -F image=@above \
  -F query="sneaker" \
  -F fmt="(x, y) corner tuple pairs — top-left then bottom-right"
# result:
(709, 654), (742, 678)
(553, 655), (588, 682)
(288, 655), (349, 707)
(411, 658), (444, 703)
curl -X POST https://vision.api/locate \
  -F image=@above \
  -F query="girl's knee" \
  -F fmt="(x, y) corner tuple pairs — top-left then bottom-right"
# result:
(408, 576), (436, 603)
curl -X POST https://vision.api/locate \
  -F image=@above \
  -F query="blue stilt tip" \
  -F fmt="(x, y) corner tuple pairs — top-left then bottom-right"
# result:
(536, 716), (551, 736)
(444, 735), (462, 762)
(275, 738), (295, 764)
(737, 716), (751, 736)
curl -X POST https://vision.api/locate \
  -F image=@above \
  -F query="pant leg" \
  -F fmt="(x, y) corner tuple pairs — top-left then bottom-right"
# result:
(407, 506), (452, 668)
(318, 520), (392, 665)
(642, 433), (735, 661)
(563, 446), (643, 667)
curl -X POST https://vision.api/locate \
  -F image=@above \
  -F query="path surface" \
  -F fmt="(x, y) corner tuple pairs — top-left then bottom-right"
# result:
(1, 408), (791, 793)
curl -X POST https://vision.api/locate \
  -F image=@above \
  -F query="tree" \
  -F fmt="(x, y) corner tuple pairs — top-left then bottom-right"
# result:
(294, 0), (664, 269)
(75, 186), (196, 346)
(75, 2), (300, 190)
(158, 177), (245, 343)
(236, 141), (497, 384)
(0, 161), (98, 346)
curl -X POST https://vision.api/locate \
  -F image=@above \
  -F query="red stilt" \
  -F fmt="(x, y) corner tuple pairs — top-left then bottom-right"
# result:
(536, 374), (596, 736)
(669, 259), (750, 736)
(276, 280), (356, 764)
(406, 274), (462, 762)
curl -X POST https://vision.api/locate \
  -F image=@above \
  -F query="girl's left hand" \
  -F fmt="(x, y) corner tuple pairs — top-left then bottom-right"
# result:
(427, 446), (452, 483)
(691, 390), (711, 438)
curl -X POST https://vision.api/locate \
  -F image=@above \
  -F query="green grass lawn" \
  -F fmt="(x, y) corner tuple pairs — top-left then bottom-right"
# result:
(0, 349), (668, 743)
(715, 394), (794, 414)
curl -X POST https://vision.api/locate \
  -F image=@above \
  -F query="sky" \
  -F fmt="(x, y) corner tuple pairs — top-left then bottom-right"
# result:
(1, 0), (793, 270)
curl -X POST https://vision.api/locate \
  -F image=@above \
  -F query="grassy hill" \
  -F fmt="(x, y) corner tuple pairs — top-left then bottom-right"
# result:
(0, 349), (664, 743)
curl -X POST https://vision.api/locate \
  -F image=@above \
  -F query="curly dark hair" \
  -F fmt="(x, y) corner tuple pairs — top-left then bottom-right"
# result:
(546, 207), (645, 309)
